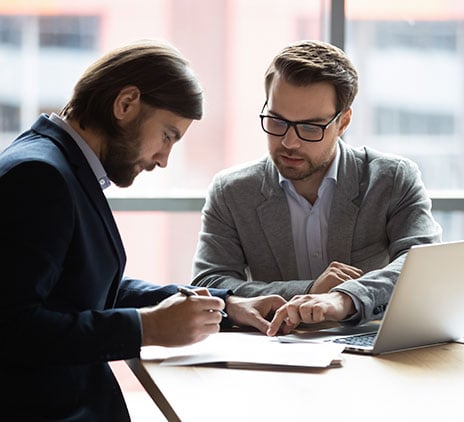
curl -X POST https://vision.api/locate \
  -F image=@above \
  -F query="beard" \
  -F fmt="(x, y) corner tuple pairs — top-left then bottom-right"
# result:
(272, 150), (331, 182)
(101, 117), (145, 188)
(270, 136), (338, 182)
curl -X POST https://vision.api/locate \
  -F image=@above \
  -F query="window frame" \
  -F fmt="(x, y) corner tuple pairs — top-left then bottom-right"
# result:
(107, 0), (464, 215)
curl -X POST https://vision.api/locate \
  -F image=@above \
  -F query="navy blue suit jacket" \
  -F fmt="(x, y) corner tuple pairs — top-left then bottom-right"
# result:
(0, 115), (229, 421)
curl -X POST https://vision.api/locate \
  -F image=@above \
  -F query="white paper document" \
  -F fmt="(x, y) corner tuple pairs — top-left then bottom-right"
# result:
(140, 332), (345, 370)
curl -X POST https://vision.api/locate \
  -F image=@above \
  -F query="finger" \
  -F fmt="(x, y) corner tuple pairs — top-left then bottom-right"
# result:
(343, 268), (363, 279)
(267, 296), (288, 311)
(341, 263), (363, 274)
(285, 302), (302, 325)
(182, 296), (225, 321)
(208, 308), (227, 319)
(329, 262), (362, 277)
(311, 305), (325, 323)
(333, 268), (349, 281)
(187, 294), (222, 308)
(247, 313), (271, 335)
(195, 307), (223, 325)
(208, 300), (227, 319)
(192, 287), (211, 297)
(200, 298), (226, 316)
(299, 302), (315, 323)
(279, 321), (296, 335)
(266, 307), (288, 336)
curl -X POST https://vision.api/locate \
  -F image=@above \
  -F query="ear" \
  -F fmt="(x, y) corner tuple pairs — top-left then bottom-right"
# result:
(337, 108), (352, 137)
(113, 86), (141, 122)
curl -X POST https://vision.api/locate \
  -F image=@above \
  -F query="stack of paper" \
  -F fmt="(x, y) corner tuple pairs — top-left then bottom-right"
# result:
(140, 332), (345, 370)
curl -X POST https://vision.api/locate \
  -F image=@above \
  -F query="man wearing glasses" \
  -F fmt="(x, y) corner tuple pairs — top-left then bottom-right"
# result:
(192, 40), (442, 333)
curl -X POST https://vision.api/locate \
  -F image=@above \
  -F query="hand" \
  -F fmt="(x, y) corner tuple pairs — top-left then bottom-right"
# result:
(309, 261), (363, 294)
(139, 288), (225, 347)
(266, 292), (355, 336)
(225, 295), (287, 334)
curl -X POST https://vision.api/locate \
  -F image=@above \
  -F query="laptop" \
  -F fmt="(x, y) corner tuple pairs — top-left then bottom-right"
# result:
(280, 241), (464, 355)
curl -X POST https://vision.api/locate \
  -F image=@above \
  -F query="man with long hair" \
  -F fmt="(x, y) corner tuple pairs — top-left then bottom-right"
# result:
(0, 40), (285, 420)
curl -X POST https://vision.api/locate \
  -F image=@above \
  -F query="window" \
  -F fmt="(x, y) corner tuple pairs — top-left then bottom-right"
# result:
(0, 103), (20, 132)
(374, 107), (455, 135)
(345, 0), (464, 239)
(375, 21), (458, 52)
(0, 0), (325, 282)
(1, 0), (464, 274)
(0, 16), (21, 47)
(39, 16), (99, 50)
(0, 13), (100, 151)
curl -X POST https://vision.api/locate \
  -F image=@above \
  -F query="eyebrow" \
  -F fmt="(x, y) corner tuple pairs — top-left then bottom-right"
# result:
(268, 108), (333, 124)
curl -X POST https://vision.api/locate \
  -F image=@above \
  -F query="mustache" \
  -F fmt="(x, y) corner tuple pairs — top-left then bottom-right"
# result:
(144, 163), (157, 171)
(277, 148), (304, 159)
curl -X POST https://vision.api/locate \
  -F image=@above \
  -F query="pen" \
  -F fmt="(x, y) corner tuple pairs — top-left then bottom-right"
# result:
(177, 286), (228, 318)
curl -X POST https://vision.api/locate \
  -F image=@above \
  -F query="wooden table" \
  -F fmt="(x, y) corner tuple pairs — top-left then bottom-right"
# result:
(127, 336), (464, 422)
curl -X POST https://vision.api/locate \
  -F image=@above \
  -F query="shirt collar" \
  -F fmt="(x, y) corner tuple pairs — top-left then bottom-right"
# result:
(49, 113), (111, 190)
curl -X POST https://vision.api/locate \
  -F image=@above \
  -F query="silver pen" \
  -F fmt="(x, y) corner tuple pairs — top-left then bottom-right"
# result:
(177, 286), (228, 318)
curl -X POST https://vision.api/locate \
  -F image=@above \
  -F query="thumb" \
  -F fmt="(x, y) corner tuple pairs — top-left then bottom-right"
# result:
(191, 287), (211, 297)
(248, 314), (271, 335)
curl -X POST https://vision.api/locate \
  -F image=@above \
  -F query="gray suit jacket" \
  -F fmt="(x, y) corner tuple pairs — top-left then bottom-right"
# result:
(192, 139), (442, 323)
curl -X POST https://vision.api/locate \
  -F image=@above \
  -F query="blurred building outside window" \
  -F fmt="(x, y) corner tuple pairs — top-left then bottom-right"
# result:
(0, 0), (463, 285)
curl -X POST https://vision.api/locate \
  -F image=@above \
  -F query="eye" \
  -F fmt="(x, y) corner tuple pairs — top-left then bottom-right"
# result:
(163, 132), (172, 143)
(268, 117), (287, 129)
(299, 123), (321, 134)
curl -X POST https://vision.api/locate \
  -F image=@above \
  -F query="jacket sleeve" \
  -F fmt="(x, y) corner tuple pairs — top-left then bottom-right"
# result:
(115, 278), (231, 307)
(331, 157), (442, 323)
(0, 162), (142, 366)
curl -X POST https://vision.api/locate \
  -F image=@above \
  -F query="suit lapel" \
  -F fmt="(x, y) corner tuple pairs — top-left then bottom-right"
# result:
(257, 159), (299, 280)
(327, 140), (363, 264)
(31, 116), (126, 272)
(74, 161), (126, 268)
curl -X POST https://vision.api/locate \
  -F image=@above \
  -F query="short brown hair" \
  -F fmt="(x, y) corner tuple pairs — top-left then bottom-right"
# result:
(264, 40), (358, 112)
(61, 40), (203, 137)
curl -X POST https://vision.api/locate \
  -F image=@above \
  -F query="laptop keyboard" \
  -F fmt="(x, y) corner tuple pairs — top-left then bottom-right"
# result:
(333, 332), (377, 347)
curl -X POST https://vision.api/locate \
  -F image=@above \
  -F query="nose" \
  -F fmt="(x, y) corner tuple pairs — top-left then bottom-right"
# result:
(281, 126), (302, 149)
(154, 144), (173, 168)
(156, 157), (168, 168)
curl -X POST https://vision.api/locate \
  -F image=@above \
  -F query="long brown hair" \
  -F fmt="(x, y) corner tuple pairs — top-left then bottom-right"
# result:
(61, 40), (203, 137)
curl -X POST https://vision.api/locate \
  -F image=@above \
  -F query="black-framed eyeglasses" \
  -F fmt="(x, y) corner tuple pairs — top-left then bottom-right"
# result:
(259, 102), (341, 142)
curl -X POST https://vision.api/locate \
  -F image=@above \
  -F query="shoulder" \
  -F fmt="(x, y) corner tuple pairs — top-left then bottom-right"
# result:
(205, 156), (279, 205)
(0, 134), (74, 197)
(215, 155), (268, 179)
(341, 141), (420, 176)
(2, 129), (63, 163)
(212, 156), (275, 188)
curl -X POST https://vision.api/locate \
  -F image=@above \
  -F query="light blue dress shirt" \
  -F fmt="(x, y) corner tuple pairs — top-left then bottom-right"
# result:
(280, 144), (360, 317)
(280, 144), (340, 279)
(49, 113), (111, 190)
